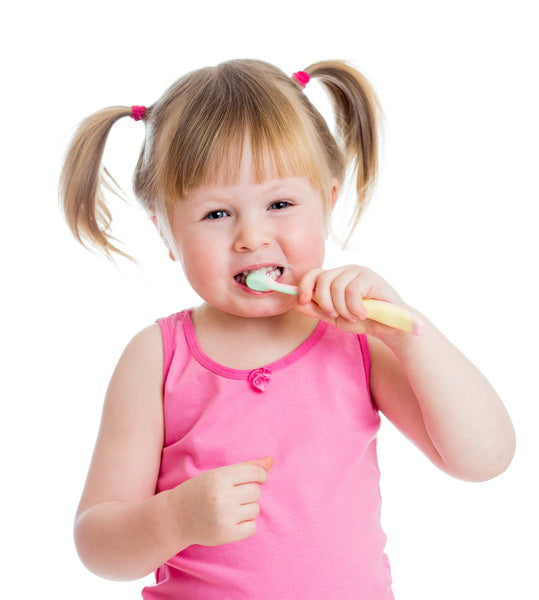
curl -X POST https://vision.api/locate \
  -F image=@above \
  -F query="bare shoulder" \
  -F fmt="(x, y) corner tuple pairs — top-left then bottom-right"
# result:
(120, 322), (163, 363)
(103, 322), (163, 418)
(115, 322), (163, 378)
(76, 323), (165, 516)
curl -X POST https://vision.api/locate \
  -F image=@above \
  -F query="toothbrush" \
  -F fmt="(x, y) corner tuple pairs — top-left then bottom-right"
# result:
(245, 271), (424, 335)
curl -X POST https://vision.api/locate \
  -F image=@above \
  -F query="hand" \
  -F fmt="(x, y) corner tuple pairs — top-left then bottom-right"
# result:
(168, 457), (274, 547)
(295, 265), (417, 342)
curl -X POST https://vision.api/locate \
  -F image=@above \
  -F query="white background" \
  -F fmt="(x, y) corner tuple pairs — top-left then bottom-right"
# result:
(2, 1), (538, 598)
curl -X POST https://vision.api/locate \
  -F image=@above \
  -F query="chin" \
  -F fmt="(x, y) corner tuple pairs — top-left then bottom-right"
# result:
(223, 299), (295, 320)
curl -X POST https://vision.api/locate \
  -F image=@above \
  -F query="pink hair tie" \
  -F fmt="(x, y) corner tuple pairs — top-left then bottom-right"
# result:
(130, 105), (146, 121)
(292, 71), (310, 88)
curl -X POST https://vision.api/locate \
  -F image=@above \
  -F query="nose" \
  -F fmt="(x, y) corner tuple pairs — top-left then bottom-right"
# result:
(232, 217), (272, 253)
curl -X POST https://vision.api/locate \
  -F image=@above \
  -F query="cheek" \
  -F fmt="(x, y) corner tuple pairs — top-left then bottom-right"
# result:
(285, 225), (326, 272)
(176, 238), (218, 292)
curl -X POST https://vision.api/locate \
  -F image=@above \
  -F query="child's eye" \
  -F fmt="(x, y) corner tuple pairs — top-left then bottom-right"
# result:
(204, 210), (229, 220)
(269, 201), (292, 210)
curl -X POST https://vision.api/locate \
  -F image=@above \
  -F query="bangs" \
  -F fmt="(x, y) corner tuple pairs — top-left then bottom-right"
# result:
(155, 63), (331, 203)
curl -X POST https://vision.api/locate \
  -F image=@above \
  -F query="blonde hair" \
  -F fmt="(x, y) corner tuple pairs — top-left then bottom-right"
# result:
(59, 59), (381, 262)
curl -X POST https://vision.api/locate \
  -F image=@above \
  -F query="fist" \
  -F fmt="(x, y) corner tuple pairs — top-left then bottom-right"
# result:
(170, 457), (274, 547)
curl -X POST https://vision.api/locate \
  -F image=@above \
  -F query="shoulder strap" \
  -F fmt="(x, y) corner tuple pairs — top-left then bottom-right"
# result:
(357, 334), (371, 382)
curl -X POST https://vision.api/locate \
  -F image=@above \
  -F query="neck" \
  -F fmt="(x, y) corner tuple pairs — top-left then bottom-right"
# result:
(190, 303), (319, 370)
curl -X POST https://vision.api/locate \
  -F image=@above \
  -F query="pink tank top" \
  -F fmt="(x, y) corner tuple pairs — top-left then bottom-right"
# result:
(142, 310), (393, 599)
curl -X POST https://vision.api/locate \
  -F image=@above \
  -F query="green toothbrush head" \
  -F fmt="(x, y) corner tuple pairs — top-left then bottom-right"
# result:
(245, 271), (273, 292)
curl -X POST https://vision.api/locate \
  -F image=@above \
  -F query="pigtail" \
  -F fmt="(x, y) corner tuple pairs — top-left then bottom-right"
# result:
(305, 60), (381, 239)
(59, 105), (136, 262)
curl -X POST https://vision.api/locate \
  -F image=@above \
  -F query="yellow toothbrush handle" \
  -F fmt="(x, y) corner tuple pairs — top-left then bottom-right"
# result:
(362, 299), (424, 335)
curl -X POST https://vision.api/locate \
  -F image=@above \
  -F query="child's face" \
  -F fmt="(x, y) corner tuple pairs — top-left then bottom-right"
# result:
(167, 149), (337, 319)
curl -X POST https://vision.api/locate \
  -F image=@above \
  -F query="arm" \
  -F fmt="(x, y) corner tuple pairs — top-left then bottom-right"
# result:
(74, 324), (190, 581)
(368, 313), (516, 482)
(296, 265), (516, 482)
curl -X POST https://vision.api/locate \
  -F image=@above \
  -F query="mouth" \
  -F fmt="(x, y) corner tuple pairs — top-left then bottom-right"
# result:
(233, 265), (284, 287)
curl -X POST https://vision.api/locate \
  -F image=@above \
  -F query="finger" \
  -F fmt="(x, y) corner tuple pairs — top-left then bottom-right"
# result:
(308, 267), (360, 319)
(246, 456), (274, 472)
(231, 458), (273, 486)
(296, 268), (325, 304)
(328, 272), (366, 322)
(237, 502), (261, 523)
(343, 277), (370, 320)
(311, 276), (338, 318)
(234, 520), (257, 541)
(303, 268), (348, 318)
(295, 300), (368, 334)
(234, 482), (262, 504)
(235, 520), (257, 541)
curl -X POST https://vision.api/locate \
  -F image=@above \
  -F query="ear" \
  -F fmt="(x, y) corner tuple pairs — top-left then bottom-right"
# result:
(150, 213), (177, 262)
(330, 178), (341, 210)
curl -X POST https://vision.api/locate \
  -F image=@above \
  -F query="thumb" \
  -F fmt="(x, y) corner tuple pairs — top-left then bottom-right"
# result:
(245, 456), (274, 472)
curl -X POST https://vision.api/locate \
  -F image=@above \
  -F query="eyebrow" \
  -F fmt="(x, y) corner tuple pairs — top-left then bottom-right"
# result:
(263, 182), (299, 196)
(191, 180), (303, 204)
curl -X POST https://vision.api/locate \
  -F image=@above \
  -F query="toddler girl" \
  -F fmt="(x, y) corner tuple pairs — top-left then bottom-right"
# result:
(60, 59), (515, 599)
